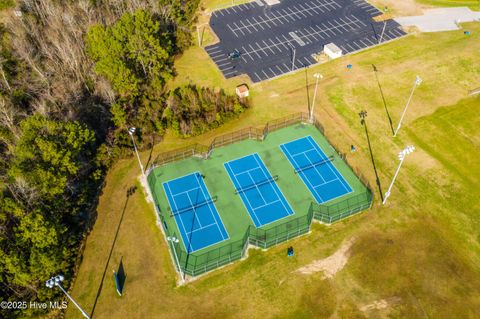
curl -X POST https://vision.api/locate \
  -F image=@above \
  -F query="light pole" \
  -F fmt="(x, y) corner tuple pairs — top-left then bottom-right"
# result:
(196, 24), (207, 47)
(127, 127), (145, 178)
(289, 43), (296, 72)
(167, 236), (185, 283)
(46, 275), (91, 319)
(383, 145), (415, 205)
(378, 21), (387, 44)
(394, 76), (422, 137)
(310, 73), (323, 121)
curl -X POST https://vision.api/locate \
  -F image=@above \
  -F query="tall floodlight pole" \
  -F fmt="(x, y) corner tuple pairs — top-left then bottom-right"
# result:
(382, 145), (415, 205)
(394, 76), (422, 137)
(167, 236), (185, 283)
(378, 21), (387, 44)
(46, 275), (91, 319)
(197, 25), (201, 47)
(128, 127), (145, 178)
(196, 24), (207, 47)
(309, 73), (324, 122)
(289, 44), (296, 72)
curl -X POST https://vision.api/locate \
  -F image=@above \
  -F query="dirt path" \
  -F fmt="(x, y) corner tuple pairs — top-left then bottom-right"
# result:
(295, 238), (354, 278)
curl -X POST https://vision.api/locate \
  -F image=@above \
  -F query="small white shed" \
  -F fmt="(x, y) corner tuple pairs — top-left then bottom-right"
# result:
(324, 43), (343, 59)
(236, 84), (249, 98)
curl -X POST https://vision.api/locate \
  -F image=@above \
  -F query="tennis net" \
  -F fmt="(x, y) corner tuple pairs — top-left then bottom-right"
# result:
(169, 195), (218, 216)
(294, 156), (334, 174)
(234, 175), (279, 194)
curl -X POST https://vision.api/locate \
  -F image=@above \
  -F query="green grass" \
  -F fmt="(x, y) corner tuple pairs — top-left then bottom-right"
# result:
(0, 0), (14, 10)
(66, 10), (480, 319)
(417, 0), (480, 10)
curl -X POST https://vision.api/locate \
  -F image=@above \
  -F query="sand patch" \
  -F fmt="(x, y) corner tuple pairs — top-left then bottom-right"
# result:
(296, 238), (354, 278)
(360, 297), (402, 312)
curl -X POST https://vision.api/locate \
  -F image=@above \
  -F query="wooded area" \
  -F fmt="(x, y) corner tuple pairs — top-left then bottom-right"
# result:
(0, 1), (248, 317)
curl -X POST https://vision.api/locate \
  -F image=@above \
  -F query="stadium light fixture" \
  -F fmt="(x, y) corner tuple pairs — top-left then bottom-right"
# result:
(127, 127), (145, 178)
(309, 73), (324, 122)
(383, 145), (415, 205)
(167, 236), (185, 284)
(394, 76), (422, 137)
(45, 275), (91, 319)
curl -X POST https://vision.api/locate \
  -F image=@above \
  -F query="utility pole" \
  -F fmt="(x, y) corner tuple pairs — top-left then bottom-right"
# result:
(378, 21), (387, 44)
(196, 24), (207, 47)
(394, 76), (422, 137)
(127, 127), (145, 178)
(289, 44), (296, 72)
(310, 73), (323, 121)
(46, 275), (91, 319)
(383, 145), (415, 205)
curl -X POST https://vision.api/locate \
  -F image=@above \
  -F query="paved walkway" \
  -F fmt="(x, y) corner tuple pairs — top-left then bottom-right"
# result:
(395, 7), (480, 32)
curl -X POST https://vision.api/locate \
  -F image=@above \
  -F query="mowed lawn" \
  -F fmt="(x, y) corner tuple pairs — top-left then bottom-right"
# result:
(66, 13), (480, 319)
(417, 0), (480, 10)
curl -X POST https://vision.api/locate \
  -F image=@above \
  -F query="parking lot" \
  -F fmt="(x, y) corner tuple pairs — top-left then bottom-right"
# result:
(206, 0), (406, 82)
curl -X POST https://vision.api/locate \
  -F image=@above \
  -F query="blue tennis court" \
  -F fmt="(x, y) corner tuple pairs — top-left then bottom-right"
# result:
(163, 172), (229, 253)
(280, 136), (352, 204)
(224, 153), (294, 227)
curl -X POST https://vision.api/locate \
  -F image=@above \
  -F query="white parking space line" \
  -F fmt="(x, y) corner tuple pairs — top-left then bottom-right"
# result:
(262, 40), (276, 54)
(227, 0), (341, 35)
(209, 0), (407, 82)
(237, 15), (366, 61)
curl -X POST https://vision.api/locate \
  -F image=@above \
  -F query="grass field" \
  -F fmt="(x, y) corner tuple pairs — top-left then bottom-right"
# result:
(417, 0), (480, 10)
(66, 2), (480, 317)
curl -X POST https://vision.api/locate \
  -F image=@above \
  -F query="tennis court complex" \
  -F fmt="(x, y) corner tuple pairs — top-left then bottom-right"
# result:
(163, 172), (229, 253)
(225, 153), (294, 227)
(281, 136), (352, 204)
(147, 113), (373, 278)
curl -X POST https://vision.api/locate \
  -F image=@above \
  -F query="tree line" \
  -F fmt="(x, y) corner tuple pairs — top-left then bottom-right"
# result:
(0, 1), (248, 317)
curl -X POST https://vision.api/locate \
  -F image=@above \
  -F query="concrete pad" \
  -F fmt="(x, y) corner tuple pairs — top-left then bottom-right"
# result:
(263, 0), (281, 5)
(395, 7), (480, 32)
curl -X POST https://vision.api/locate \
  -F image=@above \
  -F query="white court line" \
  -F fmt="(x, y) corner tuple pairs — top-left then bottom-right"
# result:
(280, 143), (325, 203)
(246, 170), (267, 206)
(193, 172), (229, 241)
(185, 191), (204, 228)
(225, 161), (261, 226)
(164, 182), (191, 251)
(252, 154), (293, 218)
(305, 137), (352, 193)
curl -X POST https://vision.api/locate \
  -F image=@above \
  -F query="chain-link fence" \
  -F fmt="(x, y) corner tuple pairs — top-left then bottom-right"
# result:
(248, 209), (313, 249)
(148, 113), (311, 170)
(207, 127), (263, 156)
(172, 230), (250, 277)
(150, 143), (208, 169)
(168, 212), (314, 277)
(310, 189), (373, 224)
